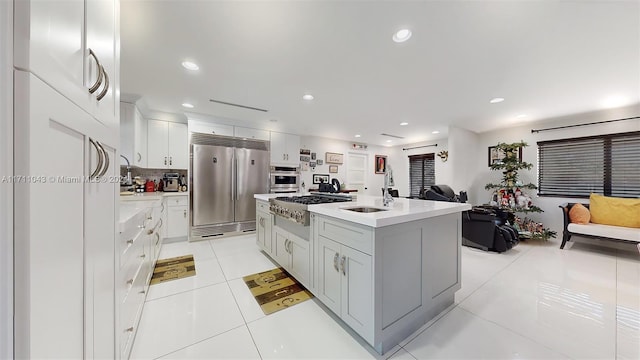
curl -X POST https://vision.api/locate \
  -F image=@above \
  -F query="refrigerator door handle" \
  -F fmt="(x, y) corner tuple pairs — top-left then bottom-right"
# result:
(235, 156), (240, 201)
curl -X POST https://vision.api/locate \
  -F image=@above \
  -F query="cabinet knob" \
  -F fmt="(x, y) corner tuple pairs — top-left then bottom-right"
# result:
(125, 327), (134, 333)
(183, 210), (187, 218)
(126, 239), (134, 245)
(126, 279), (133, 285)
(140, 254), (146, 258)
(147, 229), (153, 235)
(164, 157), (167, 165)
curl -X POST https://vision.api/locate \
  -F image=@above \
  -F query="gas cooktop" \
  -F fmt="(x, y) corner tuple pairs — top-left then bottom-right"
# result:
(274, 194), (351, 205)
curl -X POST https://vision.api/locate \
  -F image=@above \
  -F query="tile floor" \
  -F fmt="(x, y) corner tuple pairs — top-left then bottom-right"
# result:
(130, 234), (640, 359)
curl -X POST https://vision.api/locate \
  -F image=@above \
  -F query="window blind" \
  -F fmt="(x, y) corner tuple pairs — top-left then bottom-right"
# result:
(409, 154), (435, 197)
(537, 131), (640, 198)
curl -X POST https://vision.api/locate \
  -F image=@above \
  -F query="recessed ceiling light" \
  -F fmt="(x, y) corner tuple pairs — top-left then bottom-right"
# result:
(400, 122), (409, 126)
(386, 140), (392, 143)
(181, 103), (194, 108)
(516, 114), (527, 119)
(355, 134), (361, 138)
(302, 94), (314, 100)
(432, 130), (440, 134)
(489, 97), (505, 104)
(393, 29), (412, 43)
(181, 61), (199, 71)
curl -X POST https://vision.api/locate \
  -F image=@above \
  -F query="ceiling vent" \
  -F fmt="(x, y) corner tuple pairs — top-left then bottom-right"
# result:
(209, 99), (268, 112)
(380, 133), (405, 139)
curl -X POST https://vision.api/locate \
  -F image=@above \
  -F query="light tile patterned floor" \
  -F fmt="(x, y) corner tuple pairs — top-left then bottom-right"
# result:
(130, 234), (640, 359)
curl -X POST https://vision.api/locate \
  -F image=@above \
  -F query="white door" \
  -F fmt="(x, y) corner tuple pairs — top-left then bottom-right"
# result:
(288, 233), (310, 288)
(147, 120), (168, 168)
(341, 245), (373, 343)
(168, 122), (188, 169)
(317, 236), (342, 315)
(347, 153), (368, 193)
(167, 206), (188, 238)
(14, 72), (86, 359)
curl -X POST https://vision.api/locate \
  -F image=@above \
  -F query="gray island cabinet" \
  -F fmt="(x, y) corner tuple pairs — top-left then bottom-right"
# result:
(255, 194), (471, 355)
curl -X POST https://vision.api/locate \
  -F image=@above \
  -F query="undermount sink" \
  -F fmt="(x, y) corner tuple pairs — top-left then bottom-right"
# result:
(343, 206), (389, 213)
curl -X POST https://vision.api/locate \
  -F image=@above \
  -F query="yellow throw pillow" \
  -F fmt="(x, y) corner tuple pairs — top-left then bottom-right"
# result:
(589, 193), (640, 228)
(569, 203), (590, 224)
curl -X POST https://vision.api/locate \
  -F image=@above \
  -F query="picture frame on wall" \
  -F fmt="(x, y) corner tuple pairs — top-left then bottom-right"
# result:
(316, 159), (323, 165)
(329, 165), (338, 173)
(325, 152), (344, 164)
(312, 174), (330, 184)
(487, 145), (522, 166)
(375, 155), (387, 174)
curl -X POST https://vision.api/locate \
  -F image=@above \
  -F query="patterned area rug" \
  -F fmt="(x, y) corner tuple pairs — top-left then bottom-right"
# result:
(242, 268), (313, 315)
(150, 255), (196, 285)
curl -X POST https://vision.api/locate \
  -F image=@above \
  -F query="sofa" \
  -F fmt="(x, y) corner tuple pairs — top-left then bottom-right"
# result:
(559, 202), (640, 249)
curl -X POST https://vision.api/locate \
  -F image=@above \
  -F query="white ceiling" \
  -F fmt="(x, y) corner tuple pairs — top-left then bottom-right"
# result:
(121, 0), (640, 146)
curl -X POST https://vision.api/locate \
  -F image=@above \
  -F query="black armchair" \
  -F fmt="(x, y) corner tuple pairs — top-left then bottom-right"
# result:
(422, 185), (467, 203)
(462, 207), (519, 253)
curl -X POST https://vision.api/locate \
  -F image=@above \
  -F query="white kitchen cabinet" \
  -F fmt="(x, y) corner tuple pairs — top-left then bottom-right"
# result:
(14, 0), (118, 128)
(166, 195), (189, 239)
(148, 120), (188, 169)
(272, 226), (311, 287)
(235, 126), (270, 141)
(189, 120), (234, 137)
(120, 102), (147, 167)
(14, 71), (118, 359)
(270, 132), (300, 166)
(256, 209), (273, 253)
(317, 235), (373, 339)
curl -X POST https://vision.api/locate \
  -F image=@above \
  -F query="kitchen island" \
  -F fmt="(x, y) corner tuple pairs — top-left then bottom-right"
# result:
(254, 194), (471, 354)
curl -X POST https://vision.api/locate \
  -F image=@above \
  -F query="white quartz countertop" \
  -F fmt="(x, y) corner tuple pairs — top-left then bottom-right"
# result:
(312, 195), (471, 227)
(120, 191), (188, 201)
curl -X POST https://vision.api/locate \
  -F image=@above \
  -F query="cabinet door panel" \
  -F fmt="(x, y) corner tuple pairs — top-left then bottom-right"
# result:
(147, 120), (169, 168)
(272, 228), (290, 269)
(284, 134), (300, 165)
(167, 206), (189, 238)
(14, 73), (86, 359)
(134, 106), (147, 167)
(288, 234), (310, 288)
(256, 211), (272, 252)
(269, 131), (285, 164)
(317, 236), (341, 315)
(86, 0), (117, 126)
(341, 245), (373, 343)
(168, 122), (188, 169)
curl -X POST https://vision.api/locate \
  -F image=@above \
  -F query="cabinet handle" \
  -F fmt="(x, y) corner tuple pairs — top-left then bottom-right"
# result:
(88, 139), (103, 180)
(96, 66), (109, 101)
(170, 156), (173, 166)
(340, 256), (346, 276)
(126, 239), (133, 245)
(87, 49), (103, 94)
(137, 152), (142, 162)
(139, 290), (146, 294)
(183, 210), (187, 218)
(140, 254), (146, 258)
(125, 327), (134, 333)
(164, 157), (167, 165)
(126, 279), (133, 285)
(97, 142), (109, 178)
(284, 239), (289, 254)
(147, 229), (153, 235)
(333, 252), (339, 272)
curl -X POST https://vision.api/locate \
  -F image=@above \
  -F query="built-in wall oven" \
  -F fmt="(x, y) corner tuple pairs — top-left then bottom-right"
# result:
(270, 166), (300, 193)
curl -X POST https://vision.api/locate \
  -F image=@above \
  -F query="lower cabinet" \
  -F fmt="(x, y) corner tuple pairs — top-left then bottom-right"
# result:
(165, 195), (189, 239)
(256, 210), (273, 253)
(272, 226), (311, 288)
(317, 235), (373, 342)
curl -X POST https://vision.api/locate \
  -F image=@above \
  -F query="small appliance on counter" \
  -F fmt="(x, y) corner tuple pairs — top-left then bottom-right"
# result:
(145, 180), (156, 192)
(163, 173), (180, 192)
(134, 176), (145, 193)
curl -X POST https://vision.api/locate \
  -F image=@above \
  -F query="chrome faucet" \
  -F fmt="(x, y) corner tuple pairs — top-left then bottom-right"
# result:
(120, 154), (132, 186)
(383, 164), (394, 207)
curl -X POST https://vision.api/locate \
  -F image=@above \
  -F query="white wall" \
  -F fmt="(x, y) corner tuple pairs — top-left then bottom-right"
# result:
(1, 0), (13, 357)
(387, 139), (451, 197)
(448, 126), (480, 194)
(298, 136), (390, 196)
(470, 104), (640, 238)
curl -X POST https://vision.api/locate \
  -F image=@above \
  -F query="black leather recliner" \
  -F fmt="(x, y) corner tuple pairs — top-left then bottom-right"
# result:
(462, 207), (519, 253)
(422, 185), (468, 203)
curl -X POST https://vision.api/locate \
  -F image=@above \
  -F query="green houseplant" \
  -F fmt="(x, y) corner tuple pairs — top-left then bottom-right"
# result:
(484, 141), (556, 240)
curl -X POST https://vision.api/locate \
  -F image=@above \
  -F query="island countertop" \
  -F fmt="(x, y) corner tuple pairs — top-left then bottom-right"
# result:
(309, 195), (471, 227)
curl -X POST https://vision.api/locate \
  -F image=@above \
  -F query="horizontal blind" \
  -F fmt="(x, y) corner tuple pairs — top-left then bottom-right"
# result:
(538, 131), (640, 198)
(409, 154), (435, 197)
(611, 134), (640, 197)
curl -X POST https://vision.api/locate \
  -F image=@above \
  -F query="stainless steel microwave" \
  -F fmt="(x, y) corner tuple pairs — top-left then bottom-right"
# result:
(270, 166), (299, 192)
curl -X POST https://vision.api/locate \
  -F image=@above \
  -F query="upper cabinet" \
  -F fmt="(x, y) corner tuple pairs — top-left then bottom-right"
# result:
(14, 0), (118, 128)
(148, 120), (188, 169)
(120, 102), (147, 167)
(270, 132), (300, 166)
(234, 126), (270, 141)
(189, 120), (234, 137)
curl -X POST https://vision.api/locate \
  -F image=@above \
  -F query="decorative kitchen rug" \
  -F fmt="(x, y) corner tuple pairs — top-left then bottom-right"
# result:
(150, 255), (196, 285)
(242, 268), (313, 315)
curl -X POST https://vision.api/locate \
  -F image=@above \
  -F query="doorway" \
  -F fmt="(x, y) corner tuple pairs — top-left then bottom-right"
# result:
(347, 152), (368, 194)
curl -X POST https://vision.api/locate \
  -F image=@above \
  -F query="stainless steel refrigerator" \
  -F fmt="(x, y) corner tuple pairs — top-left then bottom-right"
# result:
(190, 134), (269, 240)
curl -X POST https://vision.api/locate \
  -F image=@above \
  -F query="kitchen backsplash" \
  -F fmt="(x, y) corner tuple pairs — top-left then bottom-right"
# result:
(120, 167), (187, 184)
